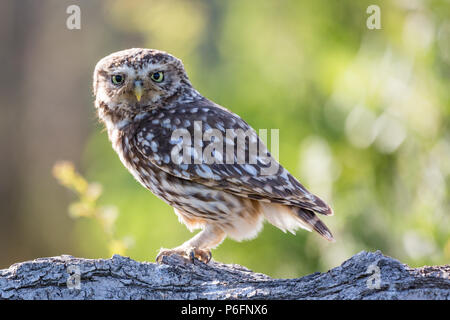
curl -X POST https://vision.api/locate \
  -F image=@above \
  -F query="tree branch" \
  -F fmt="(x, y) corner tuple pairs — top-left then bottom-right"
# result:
(0, 251), (448, 299)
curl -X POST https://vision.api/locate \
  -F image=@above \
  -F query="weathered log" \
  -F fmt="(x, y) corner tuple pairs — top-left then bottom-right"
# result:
(0, 251), (448, 300)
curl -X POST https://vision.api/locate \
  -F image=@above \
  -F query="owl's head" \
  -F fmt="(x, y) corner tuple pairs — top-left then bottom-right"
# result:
(93, 48), (191, 114)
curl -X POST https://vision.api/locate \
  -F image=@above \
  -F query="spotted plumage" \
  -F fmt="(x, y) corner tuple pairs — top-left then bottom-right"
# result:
(93, 48), (334, 263)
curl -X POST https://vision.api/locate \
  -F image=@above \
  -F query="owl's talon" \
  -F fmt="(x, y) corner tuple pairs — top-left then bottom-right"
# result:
(156, 248), (186, 263)
(156, 247), (211, 264)
(156, 248), (173, 263)
(188, 249), (196, 263)
(193, 248), (212, 264)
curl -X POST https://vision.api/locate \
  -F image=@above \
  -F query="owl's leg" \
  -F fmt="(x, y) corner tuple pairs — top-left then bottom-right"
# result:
(156, 224), (226, 264)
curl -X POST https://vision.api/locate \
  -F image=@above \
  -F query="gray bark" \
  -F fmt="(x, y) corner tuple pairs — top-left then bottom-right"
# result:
(0, 251), (448, 300)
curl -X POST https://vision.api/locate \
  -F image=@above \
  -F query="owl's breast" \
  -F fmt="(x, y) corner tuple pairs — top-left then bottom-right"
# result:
(115, 131), (161, 192)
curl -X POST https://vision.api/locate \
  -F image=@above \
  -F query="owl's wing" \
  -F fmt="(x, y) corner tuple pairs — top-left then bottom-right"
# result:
(131, 99), (333, 215)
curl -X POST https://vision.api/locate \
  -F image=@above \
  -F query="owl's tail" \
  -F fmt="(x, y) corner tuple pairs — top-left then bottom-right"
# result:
(292, 207), (335, 242)
(260, 202), (335, 242)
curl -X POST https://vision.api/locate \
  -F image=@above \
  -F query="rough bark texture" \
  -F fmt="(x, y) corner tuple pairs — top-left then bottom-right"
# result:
(0, 251), (448, 300)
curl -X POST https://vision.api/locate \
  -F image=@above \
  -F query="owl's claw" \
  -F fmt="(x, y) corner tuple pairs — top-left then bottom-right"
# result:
(188, 249), (196, 263)
(190, 247), (212, 264)
(156, 247), (212, 264)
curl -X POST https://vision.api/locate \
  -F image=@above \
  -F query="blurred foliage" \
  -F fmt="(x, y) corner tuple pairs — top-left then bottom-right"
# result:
(53, 161), (133, 256)
(70, 0), (450, 277)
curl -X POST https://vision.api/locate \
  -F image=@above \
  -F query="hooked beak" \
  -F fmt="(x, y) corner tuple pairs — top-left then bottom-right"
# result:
(134, 80), (144, 102)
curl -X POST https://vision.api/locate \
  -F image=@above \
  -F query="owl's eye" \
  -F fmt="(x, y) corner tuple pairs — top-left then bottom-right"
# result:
(150, 71), (164, 83)
(111, 74), (125, 85)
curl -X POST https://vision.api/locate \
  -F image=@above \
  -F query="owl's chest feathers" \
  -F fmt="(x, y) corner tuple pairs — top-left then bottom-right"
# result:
(103, 114), (173, 199)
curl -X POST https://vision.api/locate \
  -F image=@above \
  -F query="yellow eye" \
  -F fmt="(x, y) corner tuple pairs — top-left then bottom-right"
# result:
(150, 71), (164, 83)
(111, 74), (125, 85)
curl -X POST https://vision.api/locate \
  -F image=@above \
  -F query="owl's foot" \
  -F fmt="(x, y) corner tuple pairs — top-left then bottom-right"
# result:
(156, 246), (212, 264)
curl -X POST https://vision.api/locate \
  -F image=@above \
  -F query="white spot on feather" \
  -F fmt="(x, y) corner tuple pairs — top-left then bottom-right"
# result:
(134, 112), (148, 121)
(243, 164), (258, 176)
(116, 119), (130, 129)
(162, 118), (171, 128)
(150, 141), (158, 152)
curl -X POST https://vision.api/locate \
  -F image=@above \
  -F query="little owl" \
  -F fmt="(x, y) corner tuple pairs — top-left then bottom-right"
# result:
(93, 48), (334, 263)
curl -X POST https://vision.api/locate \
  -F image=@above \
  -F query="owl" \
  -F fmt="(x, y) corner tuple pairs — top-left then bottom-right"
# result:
(93, 48), (334, 263)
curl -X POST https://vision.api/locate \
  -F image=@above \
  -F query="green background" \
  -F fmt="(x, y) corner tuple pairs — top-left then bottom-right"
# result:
(0, 0), (448, 278)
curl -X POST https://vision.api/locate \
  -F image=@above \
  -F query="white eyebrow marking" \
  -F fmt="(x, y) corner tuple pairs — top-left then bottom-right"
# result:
(136, 63), (168, 78)
(109, 66), (134, 77)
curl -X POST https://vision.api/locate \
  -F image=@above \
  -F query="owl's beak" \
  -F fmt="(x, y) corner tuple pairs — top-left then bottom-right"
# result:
(134, 80), (144, 102)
